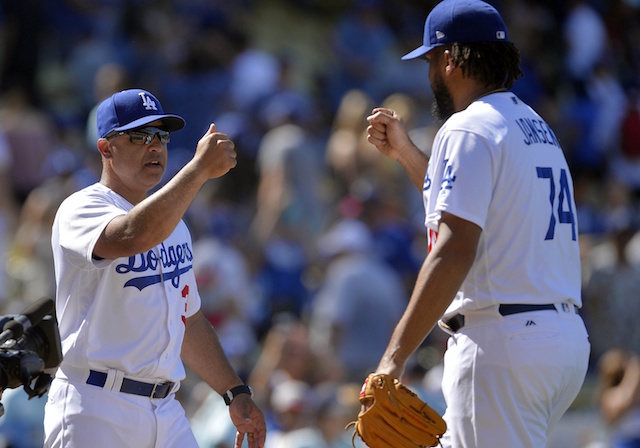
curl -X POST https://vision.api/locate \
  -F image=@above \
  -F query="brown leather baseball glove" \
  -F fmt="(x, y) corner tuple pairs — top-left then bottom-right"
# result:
(346, 373), (447, 448)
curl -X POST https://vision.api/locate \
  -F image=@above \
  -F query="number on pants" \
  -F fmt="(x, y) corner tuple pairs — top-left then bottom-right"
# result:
(536, 167), (576, 241)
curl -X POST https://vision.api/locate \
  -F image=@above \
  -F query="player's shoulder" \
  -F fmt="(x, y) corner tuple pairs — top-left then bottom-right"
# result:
(60, 183), (107, 205)
(442, 107), (504, 139)
(58, 183), (128, 218)
(443, 92), (528, 137)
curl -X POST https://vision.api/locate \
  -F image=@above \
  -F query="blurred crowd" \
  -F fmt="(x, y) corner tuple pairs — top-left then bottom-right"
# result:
(1, 0), (640, 447)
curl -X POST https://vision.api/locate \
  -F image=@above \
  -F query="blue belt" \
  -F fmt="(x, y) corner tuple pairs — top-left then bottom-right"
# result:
(86, 370), (175, 399)
(443, 303), (562, 333)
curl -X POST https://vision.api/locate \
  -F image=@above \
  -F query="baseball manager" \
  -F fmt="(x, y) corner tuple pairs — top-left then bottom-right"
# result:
(43, 89), (266, 448)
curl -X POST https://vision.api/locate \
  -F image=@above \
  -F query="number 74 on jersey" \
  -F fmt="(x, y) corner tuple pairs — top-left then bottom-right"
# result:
(536, 166), (576, 242)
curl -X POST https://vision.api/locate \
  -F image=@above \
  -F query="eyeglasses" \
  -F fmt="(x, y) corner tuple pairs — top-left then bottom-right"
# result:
(107, 127), (171, 145)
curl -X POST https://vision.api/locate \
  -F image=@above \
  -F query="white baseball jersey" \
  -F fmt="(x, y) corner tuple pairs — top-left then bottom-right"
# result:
(51, 182), (201, 382)
(424, 91), (581, 316)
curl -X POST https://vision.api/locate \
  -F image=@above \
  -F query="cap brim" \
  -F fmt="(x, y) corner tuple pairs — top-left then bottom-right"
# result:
(401, 44), (436, 61)
(114, 114), (186, 133)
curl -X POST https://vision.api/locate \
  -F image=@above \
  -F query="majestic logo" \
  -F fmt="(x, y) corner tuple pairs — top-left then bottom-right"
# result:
(139, 92), (158, 111)
(116, 242), (193, 291)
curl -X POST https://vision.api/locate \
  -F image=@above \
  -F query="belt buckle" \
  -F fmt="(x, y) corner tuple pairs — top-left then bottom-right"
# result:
(151, 382), (160, 398)
(438, 318), (457, 336)
(560, 303), (578, 314)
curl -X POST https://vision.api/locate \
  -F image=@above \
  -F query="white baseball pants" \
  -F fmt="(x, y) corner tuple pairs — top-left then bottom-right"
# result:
(44, 377), (198, 448)
(438, 304), (590, 448)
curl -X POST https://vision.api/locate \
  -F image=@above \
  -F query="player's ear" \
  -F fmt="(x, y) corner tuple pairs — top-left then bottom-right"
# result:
(443, 49), (456, 73)
(97, 138), (113, 159)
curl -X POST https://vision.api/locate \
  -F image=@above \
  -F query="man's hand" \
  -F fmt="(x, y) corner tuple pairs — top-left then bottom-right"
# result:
(366, 108), (411, 161)
(194, 123), (238, 180)
(229, 394), (267, 448)
(367, 107), (429, 191)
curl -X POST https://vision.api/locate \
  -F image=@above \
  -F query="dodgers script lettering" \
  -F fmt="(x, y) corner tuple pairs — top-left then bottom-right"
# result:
(115, 242), (194, 290)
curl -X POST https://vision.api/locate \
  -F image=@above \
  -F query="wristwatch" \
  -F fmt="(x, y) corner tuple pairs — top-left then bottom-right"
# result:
(223, 384), (253, 405)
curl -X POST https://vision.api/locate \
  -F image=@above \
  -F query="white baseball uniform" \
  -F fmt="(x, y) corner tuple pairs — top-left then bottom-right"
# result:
(44, 182), (201, 448)
(425, 91), (590, 447)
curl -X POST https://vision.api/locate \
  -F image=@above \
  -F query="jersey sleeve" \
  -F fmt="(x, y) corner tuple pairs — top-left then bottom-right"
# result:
(428, 130), (495, 230)
(55, 192), (126, 267)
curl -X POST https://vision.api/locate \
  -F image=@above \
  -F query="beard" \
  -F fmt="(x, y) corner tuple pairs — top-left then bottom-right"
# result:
(430, 72), (456, 122)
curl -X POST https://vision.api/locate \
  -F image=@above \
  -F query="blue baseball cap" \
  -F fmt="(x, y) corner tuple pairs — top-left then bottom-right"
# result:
(96, 89), (185, 138)
(402, 0), (509, 61)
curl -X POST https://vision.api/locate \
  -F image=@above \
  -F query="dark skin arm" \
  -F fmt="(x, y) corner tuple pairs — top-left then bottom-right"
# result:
(376, 212), (481, 378)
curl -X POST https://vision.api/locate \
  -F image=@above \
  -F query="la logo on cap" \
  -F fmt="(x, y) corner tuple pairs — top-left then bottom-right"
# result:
(139, 92), (158, 111)
(96, 88), (186, 138)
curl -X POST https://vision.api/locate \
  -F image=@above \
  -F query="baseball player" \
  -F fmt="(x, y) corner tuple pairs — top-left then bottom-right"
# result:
(43, 89), (266, 448)
(366, 1), (590, 446)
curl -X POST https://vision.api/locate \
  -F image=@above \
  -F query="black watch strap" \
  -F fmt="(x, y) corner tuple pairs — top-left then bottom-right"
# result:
(223, 384), (253, 405)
